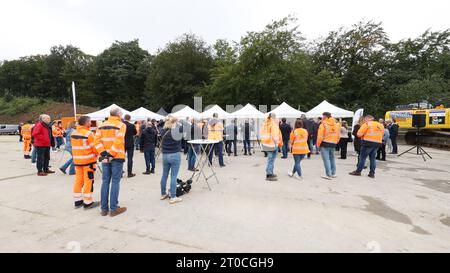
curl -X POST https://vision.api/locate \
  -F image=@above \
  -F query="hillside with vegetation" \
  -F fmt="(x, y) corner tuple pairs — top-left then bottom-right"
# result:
(0, 97), (98, 123)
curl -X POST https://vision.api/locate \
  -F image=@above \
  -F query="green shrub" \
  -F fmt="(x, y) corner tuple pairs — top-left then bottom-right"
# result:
(0, 96), (47, 115)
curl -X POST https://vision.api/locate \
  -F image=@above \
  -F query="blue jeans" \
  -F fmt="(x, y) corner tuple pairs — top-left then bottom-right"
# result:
(357, 146), (379, 174)
(282, 141), (289, 158)
(31, 147), (37, 163)
(188, 144), (200, 170)
(60, 156), (75, 175)
(56, 137), (64, 148)
(208, 142), (224, 166)
(161, 153), (181, 199)
(320, 147), (336, 177)
(243, 140), (251, 154)
(135, 137), (140, 150)
(144, 148), (156, 171)
(101, 161), (123, 212)
(292, 154), (305, 176)
(265, 150), (278, 175)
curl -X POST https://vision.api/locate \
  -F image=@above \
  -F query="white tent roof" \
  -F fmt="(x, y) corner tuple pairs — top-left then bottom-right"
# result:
(230, 104), (266, 119)
(268, 102), (305, 118)
(171, 106), (201, 119)
(130, 107), (165, 121)
(86, 104), (131, 121)
(306, 100), (354, 118)
(201, 105), (230, 119)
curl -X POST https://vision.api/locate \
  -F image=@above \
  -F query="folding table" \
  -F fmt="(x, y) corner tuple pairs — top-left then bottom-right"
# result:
(187, 139), (221, 191)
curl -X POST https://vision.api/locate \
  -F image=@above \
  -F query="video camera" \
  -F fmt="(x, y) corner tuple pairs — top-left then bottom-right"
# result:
(176, 179), (193, 197)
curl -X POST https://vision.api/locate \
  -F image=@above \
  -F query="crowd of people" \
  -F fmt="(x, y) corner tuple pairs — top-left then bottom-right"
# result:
(18, 107), (400, 217)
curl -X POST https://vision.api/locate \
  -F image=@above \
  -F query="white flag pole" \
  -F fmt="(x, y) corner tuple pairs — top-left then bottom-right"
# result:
(72, 82), (77, 121)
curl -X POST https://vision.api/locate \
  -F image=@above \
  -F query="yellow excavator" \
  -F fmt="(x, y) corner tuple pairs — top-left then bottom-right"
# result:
(385, 105), (450, 148)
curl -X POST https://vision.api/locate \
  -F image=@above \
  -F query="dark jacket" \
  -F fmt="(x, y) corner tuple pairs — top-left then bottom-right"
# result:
(140, 126), (158, 151)
(312, 122), (320, 142)
(389, 124), (399, 139)
(279, 123), (292, 142)
(32, 122), (53, 147)
(225, 124), (238, 141)
(185, 123), (203, 141)
(124, 121), (137, 149)
(240, 123), (253, 140)
(353, 124), (362, 152)
(160, 126), (183, 154)
(302, 119), (314, 140)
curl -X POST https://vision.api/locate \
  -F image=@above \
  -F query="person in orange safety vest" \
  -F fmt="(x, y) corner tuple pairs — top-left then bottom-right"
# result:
(288, 119), (310, 179)
(349, 115), (385, 178)
(317, 112), (340, 180)
(72, 116), (99, 209)
(94, 107), (127, 217)
(261, 113), (283, 181)
(21, 120), (33, 159)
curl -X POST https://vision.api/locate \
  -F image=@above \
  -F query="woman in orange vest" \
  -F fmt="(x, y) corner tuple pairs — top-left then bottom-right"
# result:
(288, 120), (310, 179)
(316, 112), (340, 180)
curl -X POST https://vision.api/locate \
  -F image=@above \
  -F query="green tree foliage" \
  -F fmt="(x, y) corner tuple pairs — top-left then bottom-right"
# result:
(0, 17), (449, 118)
(90, 40), (151, 109)
(144, 34), (213, 110)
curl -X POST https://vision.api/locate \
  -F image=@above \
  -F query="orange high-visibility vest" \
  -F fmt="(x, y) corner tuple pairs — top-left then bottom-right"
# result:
(94, 116), (126, 160)
(71, 126), (97, 166)
(260, 118), (283, 151)
(135, 123), (140, 135)
(21, 124), (33, 140)
(290, 128), (310, 155)
(208, 121), (224, 141)
(358, 121), (384, 144)
(317, 118), (340, 147)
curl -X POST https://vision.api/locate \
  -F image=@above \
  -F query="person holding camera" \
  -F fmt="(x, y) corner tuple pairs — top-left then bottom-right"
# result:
(94, 108), (127, 217)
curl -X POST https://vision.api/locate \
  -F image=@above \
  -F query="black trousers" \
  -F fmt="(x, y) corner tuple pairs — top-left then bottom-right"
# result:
(126, 148), (134, 174)
(226, 140), (237, 156)
(339, 138), (348, 159)
(377, 144), (386, 161)
(391, 137), (398, 154)
(36, 147), (50, 172)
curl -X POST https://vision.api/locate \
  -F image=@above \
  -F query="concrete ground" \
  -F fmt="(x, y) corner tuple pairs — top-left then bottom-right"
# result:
(0, 135), (449, 253)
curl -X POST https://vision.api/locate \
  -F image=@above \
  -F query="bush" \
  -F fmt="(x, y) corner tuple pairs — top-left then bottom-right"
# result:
(0, 96), (47, 116)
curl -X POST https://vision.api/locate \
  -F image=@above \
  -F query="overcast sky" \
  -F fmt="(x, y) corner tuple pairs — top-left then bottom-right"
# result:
(1, 0), (449, 60)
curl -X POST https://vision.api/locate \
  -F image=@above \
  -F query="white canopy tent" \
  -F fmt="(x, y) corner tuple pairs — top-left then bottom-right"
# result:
(230, 104), (266, 119)
(130, 107), (165, 121)
(86, 104), (131, 121)
(306, 100), (354, 118)
(201, 105), (230, 119)
(268, 102), (305, 118)
(171, 106), (202, 119)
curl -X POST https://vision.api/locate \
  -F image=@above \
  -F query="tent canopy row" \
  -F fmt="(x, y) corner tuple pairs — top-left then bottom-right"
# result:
(85, 101), (354, 121)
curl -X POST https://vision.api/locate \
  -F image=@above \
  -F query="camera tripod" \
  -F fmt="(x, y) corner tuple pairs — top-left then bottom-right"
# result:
(398, 127), (432, 161)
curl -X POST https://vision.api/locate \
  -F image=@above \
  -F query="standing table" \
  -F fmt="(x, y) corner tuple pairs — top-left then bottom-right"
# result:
(188, 139), (221, 191)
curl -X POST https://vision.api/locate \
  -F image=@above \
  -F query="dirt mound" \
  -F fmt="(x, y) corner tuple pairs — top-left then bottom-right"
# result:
(0, 103), (98, 124)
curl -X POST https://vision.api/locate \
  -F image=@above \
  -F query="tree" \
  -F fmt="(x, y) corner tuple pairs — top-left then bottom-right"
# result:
(90, 40), (151, 109)
(145, 34), (213, 110)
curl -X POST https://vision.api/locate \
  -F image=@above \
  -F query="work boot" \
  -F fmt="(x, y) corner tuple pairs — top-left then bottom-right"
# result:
(142, 170), (151, 175)
(110, 207), (127, 217)
(349, 171), (362, 176)
(368, 173), (375, 179)
(128, 173), (136, 178)
(101, 210), (109, 217)
(150, 169), (155, 174)
(37, 172), (48, 176)
(266, 175), (278, 181)
(44, 170), (55, 174)
(74, 200), (83, 209)
(84, 202), (100, 210)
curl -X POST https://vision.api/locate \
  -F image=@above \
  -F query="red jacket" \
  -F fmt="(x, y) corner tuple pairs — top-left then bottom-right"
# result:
(32, 122), (52, 147)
